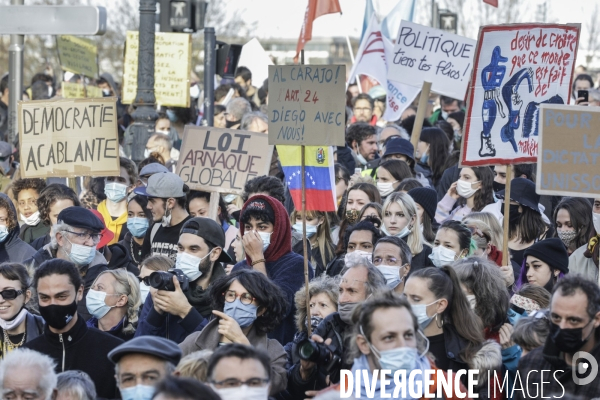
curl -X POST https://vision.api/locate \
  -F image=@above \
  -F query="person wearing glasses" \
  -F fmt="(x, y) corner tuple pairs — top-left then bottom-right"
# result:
(0, 193), (35, 264)
(86, 269), (140, 341)
(371, 236), (413, 294)
(0, 263), (44, 357)
(206, 344), (271, 400)
(24, 206), (108, 321)
(179, 269), (288, 396)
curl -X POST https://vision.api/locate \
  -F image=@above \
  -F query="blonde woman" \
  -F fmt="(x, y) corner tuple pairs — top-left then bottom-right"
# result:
(290, 210), (335, 276)
(85, 269), (141, 341)
(464, 211), (504, 250)
(382, 192), (434, 270)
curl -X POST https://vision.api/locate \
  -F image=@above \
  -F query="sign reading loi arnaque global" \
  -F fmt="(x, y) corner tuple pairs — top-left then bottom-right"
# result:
(268, 65), (346, 146)
(176, 126), (273, 194)
(18, 98), (120, 178)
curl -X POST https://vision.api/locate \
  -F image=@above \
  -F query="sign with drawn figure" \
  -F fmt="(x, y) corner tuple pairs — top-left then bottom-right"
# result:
(461, 23), (580, 167)
(122, 31), (192, 107)
(18, 98), (120, 179)
(176, 126), (273, 194)
(537, 104), (600, 197)
(268, 65), (346, 146)
(387, 20), (476, 100)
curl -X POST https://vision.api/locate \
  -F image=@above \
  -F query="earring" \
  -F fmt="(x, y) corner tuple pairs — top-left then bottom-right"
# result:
(435, 313), (444, 328)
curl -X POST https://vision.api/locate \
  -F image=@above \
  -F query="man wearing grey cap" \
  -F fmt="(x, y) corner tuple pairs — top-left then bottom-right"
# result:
(136, 162), (169, 187)
(135, 172), (190, 261)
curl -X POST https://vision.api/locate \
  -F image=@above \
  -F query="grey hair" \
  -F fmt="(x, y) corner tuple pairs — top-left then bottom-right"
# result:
(511, 315), (549, 352)
(115, 361), (176, 385)
(56, 371), (96, 400)
(382, 124), (410, 141)
(226, 97), (252, 120)
(340, 254), (387, 296)
(240, 111), (268, 131)
(0, 348), (57, 400)
(175, 350), (213, 382)
(294, 275), (340, 332)
(49, 221), (74, 250)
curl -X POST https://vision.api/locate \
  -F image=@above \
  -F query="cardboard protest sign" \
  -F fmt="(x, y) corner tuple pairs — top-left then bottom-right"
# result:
(176, 126), (273, 194)
(61, 82), (103, 99)
(537, 104), (600, 197)
(18, 98), (120, 179)
(388, 20), (476, 100)
(461, 23), (580, 167)
(268, 65), (346, 146)
(56, 35), (98, 78)
(122, 31), (191, 107)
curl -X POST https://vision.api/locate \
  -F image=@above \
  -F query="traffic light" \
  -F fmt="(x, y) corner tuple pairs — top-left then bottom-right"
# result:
(216, 41), (242, 79)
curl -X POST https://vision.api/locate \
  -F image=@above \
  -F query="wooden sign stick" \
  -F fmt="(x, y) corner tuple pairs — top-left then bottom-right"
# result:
(502, 166), (513, 265)
(410, 81), (432, 158)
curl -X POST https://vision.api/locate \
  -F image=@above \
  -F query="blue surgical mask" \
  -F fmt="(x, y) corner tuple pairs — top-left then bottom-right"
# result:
(166, 109), (178, 122)
(377, 265), (402, 289)
(223, 194), (237, 204)
(420, 153), (429, 164)
(411, 299), (440, 330)
(139, 282), (150, 303)
(104, 182), (128, 203)
(86, 289), (115, 319)
(127, 217), (149, 238)
(223, 298), (258, 328)
(120, 385), (155, 400)
(176, 250), (212, 281)
(508, 307), (525, 326)
(65, 238), (96, 266)
(0, 225), (8, 243)
(257, 231), (271, 252)
(360, 325), (422, 374)
(292, 222), (318, 238)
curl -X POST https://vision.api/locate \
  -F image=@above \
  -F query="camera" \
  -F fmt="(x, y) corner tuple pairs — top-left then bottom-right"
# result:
(297, 339), (340, 373)
(149, 268), (190, 292)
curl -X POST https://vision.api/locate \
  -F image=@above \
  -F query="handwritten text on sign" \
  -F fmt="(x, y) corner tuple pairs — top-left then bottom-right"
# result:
(61, 82), (103, 99)
(18, 98), (119, 179)
(122, 31), (191, 108)
(268, 65), (346, 146)
(461, 24), (580, 167)
(176, 126), (273, 194)
(388, 20), (476, 100)
(537, 104), (600, 197)
(56, 35), (98, 78)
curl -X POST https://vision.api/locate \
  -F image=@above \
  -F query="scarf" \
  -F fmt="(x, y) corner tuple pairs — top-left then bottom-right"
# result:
(488, 244), (503, 266)
(584, 235), (600, 268)
(97, 200), (127, 245)
(184, 263), (226, 317)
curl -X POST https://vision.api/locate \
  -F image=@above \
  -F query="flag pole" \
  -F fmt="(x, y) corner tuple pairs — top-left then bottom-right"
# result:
(300, 50), (312, 337)
(502, 167), (512, 265)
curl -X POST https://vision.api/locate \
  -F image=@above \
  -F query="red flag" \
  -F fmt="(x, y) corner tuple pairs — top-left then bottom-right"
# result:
(295, 0), (342, 62)
(483, 0), (498, 7)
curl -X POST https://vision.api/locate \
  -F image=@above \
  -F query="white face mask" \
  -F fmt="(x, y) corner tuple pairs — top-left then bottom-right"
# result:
(377, 181), (397, 197)
(176, 250), (213, 281)
(345, 250), (371, 265)
(139, 282), (150, 303)
(21, 211), (41, 226)
(465, 294), (477, 309)
(382, 223), (411, 239)
(593, 212), (600, 236)
(162, 205), (172, 227)
(456, 179), (479, 199)
(377, 264), (402, 289)
(257, 231), (271, 252)
(354, 145), (368, 166)
(411, 299), (440, 329)
(213, 385), (269, 400)
(441, 110), (449, 120)
(428, 246), (457, 268)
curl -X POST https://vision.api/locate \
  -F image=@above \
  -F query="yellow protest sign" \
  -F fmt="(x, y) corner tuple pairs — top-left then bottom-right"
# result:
(122, 31), (191, 107)
(61, 82), (103, 99)
(18, 98), (120, 179)
(56, 35), (98, 77)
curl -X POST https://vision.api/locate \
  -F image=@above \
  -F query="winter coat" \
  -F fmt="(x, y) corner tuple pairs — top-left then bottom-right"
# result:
(0, 194), (36, 263)
(105, 242), (140, 276)
(24, 314), (124, 399)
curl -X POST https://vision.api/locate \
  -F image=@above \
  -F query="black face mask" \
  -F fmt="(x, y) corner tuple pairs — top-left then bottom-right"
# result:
(501, 204), (521, 227)
(492, 181), (505, 193)
(39, 300), (78, 330)
(225, 119), (240, 128)
(549, 320), (594, 353)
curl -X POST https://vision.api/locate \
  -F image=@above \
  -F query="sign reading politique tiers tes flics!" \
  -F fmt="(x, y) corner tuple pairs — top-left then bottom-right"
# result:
(18, 98), (120, 179)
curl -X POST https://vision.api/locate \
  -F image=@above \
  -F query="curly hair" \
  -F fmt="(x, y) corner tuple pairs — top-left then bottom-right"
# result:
(37, 184), (80, 226)
(0, 195), (17, 231)
(11, 178), (47, 203)
(294, 275), (339, 332)
(209, 269), (288, 335)
(241, 176), (285, 205)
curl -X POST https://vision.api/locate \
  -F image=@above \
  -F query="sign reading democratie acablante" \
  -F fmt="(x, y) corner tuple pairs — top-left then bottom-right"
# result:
(268, 65), (346, 146)
(18, 98), (120, 179)
(461, 23), (580, 167)
(537, 104), (600, 197)
(388, 20), (476, 100)
(176, 126), (273, 195)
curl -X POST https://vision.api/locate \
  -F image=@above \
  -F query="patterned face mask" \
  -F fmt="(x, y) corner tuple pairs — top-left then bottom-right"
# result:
(557, 229), (577, 246)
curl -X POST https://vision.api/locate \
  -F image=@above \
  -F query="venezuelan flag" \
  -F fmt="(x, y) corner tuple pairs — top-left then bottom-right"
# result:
(277, 145), (336, 212)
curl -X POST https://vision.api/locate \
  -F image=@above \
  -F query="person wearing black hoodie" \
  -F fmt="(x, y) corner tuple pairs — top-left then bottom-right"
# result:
(24, 259), (123, 399)
(0, 193), (35, 263)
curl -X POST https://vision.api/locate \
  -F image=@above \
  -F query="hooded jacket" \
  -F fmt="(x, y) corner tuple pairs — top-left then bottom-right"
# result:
(0, 193), (36, 263)
(232, 195), (314, 345)
(105, 242), (139, 276)
(24, 313), (123, 399)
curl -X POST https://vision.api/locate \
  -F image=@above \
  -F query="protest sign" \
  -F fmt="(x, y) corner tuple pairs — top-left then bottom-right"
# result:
(18, 98), (120, 179)
(268, 65), (346, 146)
(537, 104), (600, 197)
(56, 35), (98, 78)
(461, 23), (580, 167)
(388, 20), (476, 100)
(122, 31), (191, 107)
(61, 82), (103, 99)
(176, 126), (273, 194)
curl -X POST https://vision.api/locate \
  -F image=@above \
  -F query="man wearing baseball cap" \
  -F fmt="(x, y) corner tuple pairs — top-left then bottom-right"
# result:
(134, 172), (190, 261)
(136, 217), (234, 344)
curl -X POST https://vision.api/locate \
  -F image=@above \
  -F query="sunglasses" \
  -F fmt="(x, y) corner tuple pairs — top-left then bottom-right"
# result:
(0, 289), (24, 300)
